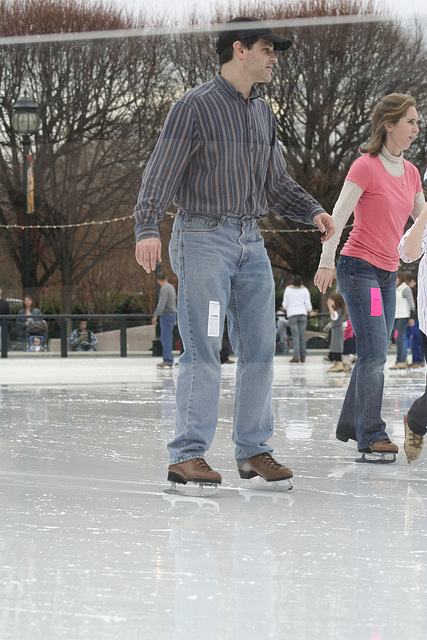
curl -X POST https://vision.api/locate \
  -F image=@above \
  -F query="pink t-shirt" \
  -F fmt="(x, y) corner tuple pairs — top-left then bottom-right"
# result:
(341, 153), (422, 271)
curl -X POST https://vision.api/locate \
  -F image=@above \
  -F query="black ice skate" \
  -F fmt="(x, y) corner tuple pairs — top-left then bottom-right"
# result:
(165, 458), (222, 497)
(237, 453), (293, 492)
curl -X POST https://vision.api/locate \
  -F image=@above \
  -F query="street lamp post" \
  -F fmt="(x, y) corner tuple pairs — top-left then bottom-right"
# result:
(11, 94), (40, 297)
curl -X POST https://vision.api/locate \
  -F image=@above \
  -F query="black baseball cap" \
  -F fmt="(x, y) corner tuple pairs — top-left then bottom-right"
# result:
(216, 17), (292, 56)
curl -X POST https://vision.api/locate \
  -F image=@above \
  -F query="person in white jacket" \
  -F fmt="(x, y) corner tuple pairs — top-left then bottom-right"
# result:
(389, 271), (415, 369)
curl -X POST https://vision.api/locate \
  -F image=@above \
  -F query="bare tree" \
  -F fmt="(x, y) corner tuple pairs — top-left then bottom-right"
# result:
(0, 0), (175, 311)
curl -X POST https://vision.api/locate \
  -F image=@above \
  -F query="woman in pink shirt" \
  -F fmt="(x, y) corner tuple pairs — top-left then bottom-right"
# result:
(315, 93), (425, 460)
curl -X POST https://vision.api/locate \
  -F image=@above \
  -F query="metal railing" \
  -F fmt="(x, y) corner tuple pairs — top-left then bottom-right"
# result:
(0, 313), (152, 358)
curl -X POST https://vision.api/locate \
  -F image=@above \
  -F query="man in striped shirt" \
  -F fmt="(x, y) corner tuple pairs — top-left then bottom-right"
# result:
(134, 17), (334, 491)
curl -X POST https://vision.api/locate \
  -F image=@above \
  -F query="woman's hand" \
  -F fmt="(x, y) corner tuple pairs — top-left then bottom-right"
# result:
(314, 267), (335, 294)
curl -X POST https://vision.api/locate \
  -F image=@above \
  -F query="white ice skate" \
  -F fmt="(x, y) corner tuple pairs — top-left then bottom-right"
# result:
(164, 480), (220, 498)
(240, 475), (293, 493)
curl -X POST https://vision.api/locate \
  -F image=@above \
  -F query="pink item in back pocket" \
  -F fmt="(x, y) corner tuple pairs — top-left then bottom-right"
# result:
(371, 288), (382, 316)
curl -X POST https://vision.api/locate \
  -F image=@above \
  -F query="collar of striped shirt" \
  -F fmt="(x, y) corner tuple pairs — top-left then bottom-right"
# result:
(213, 72), (260, 103)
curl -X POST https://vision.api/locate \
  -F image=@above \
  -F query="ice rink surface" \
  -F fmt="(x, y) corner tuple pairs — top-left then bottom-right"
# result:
(1, 352), (427, 640)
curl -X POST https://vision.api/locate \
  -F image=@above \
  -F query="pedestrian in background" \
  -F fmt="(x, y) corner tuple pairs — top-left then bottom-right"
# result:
(326, 290), (350, 373)
(281, 275), (312, 363)
(0, 284), (11, 345)
(152, 272), (177, 368)
(389, 271), (415, 369)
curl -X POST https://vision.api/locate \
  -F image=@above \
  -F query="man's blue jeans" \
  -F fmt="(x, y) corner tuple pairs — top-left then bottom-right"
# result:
(159, 313), (176, 364)
(168, 212), (276, 464)
(336, 256), (397, 449)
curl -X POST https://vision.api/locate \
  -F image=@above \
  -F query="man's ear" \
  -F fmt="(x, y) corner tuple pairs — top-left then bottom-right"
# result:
(232, 40), (246, 59)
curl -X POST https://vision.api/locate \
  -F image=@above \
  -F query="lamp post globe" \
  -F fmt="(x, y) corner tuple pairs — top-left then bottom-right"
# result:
(11, 94), (40, 137)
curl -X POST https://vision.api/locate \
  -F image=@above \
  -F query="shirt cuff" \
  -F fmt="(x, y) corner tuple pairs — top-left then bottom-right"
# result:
(135, 224), (160, 243)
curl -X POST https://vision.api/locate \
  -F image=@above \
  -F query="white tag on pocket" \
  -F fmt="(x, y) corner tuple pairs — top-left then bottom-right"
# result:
(207, 301), (220, 337)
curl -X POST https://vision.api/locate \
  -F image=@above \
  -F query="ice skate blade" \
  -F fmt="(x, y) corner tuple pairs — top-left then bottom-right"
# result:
(356, 452), (397, 465)
(164, 481), (220, 498)
(240, 476), (293, 492)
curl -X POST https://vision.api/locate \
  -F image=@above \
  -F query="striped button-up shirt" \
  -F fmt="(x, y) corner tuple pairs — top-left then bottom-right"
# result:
(133, 73), (326, 242)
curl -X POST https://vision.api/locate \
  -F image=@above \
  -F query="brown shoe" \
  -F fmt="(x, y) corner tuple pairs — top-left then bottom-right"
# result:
(289, 357), (299, 363)
(404, 414), (424, 464)
(237, 452), (293, 482)
(157, 362), (173, 368)
(389, 362), (407, 370)
(300, 357), (306, 363)
(168, 458), (222, 485)
(359, 438), (398, 454)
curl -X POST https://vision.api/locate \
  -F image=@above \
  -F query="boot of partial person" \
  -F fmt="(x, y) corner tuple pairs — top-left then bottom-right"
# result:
(404, 414), (424, 464)
(389, 361), (407, 370)
(327, 361), (345, 372)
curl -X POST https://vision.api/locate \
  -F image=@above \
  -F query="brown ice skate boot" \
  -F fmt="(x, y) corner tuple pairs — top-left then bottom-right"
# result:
(167, 458), (222, 495)
(358, 438), (398, 464)
(237, 452), (293, 490)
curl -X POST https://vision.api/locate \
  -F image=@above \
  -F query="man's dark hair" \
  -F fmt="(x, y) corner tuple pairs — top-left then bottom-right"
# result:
(156, 271), (166, 281)
(218, 34), (259, 65)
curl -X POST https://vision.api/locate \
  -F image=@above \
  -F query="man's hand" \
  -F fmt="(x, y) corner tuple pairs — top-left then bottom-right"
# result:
(135, 238), (162, 273)
(151, 317), (157, 325)
(314, 267), (336, 294)
(313, 213), (335, 243)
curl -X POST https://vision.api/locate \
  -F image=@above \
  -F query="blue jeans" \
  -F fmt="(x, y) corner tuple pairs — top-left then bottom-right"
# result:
(407, 332), (427, 435)
(409, 320), (424, 363)
(168, 212), (275, 464)
(393, 317), (409, 363)
(159, 313), (176, 364)
(288, 314), (308, 359)
(336, 256), (397, 449)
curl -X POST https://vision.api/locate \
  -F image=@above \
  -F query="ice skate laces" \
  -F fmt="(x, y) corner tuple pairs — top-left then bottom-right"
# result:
(193, 458), (215, 472)
(407, 431), (423, 450)
(258, 453), (282, 469)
